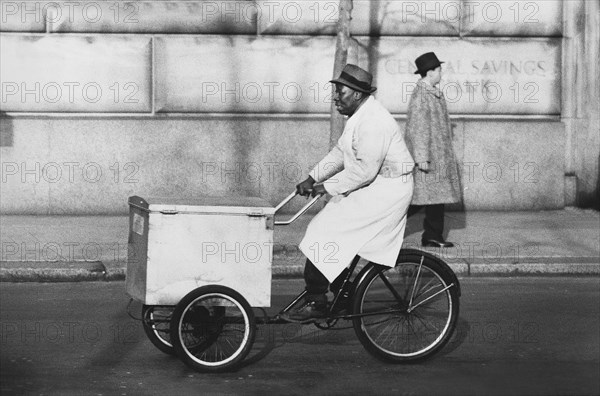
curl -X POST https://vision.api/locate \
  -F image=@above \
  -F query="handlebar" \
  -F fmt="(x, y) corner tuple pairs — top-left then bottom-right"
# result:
(273, 191), (323, 226)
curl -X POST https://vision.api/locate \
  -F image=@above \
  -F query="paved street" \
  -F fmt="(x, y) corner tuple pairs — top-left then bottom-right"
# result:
(1, 277), (599, 396)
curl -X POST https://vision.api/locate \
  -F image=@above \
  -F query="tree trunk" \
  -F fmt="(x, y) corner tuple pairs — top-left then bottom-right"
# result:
(329, 0), (353, 149)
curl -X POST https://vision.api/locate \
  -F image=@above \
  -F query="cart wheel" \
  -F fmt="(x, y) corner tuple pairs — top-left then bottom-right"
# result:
(170, 285), (256, 372)
(142, 305), (176, 356)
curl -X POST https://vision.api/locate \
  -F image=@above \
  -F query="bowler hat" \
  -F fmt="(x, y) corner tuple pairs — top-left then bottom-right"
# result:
(414, 52), (444, 75)
(330, 64), (377, 94)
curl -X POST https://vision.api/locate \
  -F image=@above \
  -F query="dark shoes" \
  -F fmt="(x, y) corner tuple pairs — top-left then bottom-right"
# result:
(280, 295), (328, 323)
(422, 239), (455, 248)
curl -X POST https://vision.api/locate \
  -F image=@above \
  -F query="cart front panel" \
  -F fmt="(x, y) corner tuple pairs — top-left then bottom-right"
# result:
(126, 196), (275, 307)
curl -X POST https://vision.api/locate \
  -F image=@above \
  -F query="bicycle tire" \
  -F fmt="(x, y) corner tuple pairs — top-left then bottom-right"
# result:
(142, 305), (176, 356)
(352, 251), (460, 362)
(170, 285), (256, 372)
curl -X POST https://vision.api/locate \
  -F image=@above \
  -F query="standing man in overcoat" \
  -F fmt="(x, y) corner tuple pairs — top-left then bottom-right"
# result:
(405, 52), (461, 248)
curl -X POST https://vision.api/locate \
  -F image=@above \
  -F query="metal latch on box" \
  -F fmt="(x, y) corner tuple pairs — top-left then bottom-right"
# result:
(247, 210), (264, 217)
(247, 210), (274, 230)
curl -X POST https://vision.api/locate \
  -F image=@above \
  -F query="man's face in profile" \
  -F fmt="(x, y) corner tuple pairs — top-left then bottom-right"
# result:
(333, 83), (362, 116)
(429, 66), (442, 86)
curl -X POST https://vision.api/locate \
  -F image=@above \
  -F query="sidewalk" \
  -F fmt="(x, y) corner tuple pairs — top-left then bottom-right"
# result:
(1, 208), (599, 281)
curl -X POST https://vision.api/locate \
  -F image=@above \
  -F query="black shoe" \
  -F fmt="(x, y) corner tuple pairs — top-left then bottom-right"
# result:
(280, 298), (328, 323)
(330, 302), (349, 316)
(329, 289), (351, 315)
(422, 239), (454, 248)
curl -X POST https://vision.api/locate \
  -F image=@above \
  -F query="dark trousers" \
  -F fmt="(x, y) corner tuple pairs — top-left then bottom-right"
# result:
(304, 259), (351, 298)
(408, 204), (445, 241)
(304, 259), (329, 296)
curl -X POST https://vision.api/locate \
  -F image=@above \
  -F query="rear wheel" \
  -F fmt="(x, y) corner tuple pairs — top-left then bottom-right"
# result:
(170, 286), (256, 372)
(142, 305), (175, 355)
(352, 252), (459, 362)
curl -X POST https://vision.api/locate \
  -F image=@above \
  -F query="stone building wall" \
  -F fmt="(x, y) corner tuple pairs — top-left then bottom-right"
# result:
(0, 0), (598, 214)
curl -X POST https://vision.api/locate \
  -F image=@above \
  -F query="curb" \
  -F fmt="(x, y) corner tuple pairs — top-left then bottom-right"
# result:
(0, 261), (106, 282)
(1, 254), (599, 282)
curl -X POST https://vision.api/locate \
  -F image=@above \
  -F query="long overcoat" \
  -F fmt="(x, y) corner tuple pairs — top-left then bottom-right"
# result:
(405, 80), (461, 205)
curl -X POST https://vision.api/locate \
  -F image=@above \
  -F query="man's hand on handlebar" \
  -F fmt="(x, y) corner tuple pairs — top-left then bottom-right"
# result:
(296, 176), (315, 197)
(297, 176), (326, 197)
(311, 183), (326, 197)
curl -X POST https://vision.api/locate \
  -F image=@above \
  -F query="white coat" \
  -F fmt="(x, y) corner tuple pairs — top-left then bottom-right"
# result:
(299, 96), (415, 283)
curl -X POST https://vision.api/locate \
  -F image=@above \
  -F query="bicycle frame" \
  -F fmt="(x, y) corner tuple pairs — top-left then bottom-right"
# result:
(255, 255), (361, 325)
(256, 256), (458, 326)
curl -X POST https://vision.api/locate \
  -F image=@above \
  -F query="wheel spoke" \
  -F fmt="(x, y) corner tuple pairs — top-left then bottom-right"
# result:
(378, 271), (404, 304)
(408, 284), (454, 313)
(413, 276), (440, 301)
(408, 256), (424, 307)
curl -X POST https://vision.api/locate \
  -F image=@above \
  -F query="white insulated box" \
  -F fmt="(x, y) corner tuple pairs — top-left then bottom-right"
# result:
(126, 196), (275, 307)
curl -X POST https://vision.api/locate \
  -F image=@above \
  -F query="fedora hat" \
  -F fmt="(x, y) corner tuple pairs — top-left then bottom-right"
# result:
(330, 64), (377, 94)
(414, 52), (444, 75)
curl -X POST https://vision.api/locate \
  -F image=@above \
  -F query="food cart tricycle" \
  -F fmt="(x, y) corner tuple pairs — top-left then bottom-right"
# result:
(126, 193), (460, 372)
